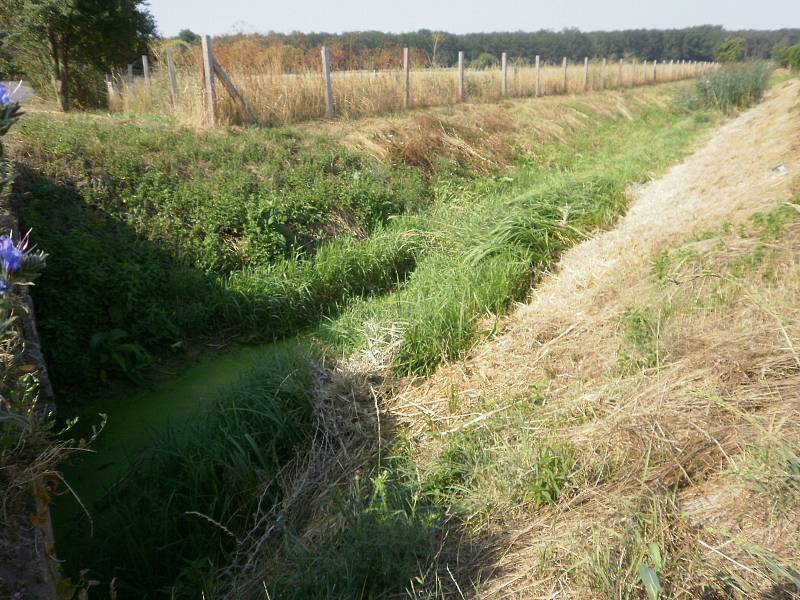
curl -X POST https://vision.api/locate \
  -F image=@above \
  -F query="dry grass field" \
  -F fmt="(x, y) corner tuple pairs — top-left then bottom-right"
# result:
(109, 45), (710, 126)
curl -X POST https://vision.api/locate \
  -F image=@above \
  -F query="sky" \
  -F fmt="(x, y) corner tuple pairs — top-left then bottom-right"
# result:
(147, 0), (800, 38)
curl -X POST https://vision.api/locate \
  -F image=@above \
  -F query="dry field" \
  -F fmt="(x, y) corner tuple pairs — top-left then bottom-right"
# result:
(110, 48), (710, 126)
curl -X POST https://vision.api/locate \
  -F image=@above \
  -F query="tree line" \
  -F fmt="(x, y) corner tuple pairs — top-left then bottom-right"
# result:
(213, 26), (800, 67)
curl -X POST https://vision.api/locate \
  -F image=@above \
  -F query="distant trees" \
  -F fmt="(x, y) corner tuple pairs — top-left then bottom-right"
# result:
(219, 26), (799, 69)
(0, 0), (155, 110)
(715, 37), (745, 62)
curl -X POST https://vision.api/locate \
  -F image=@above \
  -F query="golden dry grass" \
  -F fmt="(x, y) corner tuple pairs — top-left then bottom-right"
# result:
(109, 46), (711, 127)
(384, 79), (800, 598)
(307, 83), (681, 176)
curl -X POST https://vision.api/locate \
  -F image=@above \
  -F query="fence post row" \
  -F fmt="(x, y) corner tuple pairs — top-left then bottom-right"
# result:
(166, 48), (178, 106)
(457, 51), (465, 102)
(501, 52), (508, 97)
(142, 55), (150, 86)
(321, 46), (335, 118)
(110, 43), (706, 125)
(403, 47), (411, 109)
(201, 35), (217, 126)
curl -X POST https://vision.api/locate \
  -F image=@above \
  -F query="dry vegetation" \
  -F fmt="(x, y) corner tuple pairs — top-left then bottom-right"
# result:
(381, 79), (800, 597)
(109, 42), (711, 126)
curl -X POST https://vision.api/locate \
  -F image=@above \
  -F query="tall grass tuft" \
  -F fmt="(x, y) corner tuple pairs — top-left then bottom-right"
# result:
(681, 61), (772, 113)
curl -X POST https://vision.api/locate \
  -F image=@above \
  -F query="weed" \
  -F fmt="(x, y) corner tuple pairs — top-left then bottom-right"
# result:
(579, 497), (682, 600)
(324, 104), (710, 377)
(13, 117), (427, 393)
(270, 468), (439, 599)
(743, 441), (800, 514)
(619, 306), (662, 372)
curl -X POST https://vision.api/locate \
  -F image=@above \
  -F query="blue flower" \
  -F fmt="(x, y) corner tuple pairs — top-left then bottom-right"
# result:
(0, 235), (23, 274)
(0, 278), (8, 294)
(0, 83), (12, 106)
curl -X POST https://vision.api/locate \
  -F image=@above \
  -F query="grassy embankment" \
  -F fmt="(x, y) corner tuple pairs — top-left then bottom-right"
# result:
(10, 65), (773, 597)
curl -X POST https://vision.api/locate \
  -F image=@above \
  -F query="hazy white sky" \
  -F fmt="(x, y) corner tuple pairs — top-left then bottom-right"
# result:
(147, 0), (800, 37)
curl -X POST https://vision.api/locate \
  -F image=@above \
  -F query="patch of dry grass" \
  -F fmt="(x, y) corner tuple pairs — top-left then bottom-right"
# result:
(381, 79), (800, 597)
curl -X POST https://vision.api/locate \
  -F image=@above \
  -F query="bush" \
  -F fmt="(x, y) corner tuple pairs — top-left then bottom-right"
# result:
(471, 52), (499, 69)
(773, 43), (800, 71)
(680, 62), (772, 113)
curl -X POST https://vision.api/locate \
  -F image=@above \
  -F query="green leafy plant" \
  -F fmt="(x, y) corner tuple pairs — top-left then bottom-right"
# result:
(637, 543), (665, 600)
(89, 329), (150, 382)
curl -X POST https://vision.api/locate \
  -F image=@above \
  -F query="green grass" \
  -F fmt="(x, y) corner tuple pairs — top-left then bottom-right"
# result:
(13, 118), (428, 393)
(39, 90), (720, 598)
(266, 457), (441, 600)
(321, 105), (710, 377)
(618, 306), (662, 373)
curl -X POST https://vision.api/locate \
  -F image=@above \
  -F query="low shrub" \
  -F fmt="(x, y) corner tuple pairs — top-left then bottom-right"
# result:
(680, 62), (772, 113)
(773, 43), (800, 71)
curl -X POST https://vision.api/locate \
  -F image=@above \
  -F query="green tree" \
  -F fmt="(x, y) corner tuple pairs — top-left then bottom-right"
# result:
(0, 0), (155, 111)
(177, 29), (200, 45)
(471, 52), (499, 69)
(715, 36), (745, 62)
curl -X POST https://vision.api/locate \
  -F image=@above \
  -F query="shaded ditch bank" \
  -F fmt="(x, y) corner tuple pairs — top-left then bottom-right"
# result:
(52, 340), (302, 591)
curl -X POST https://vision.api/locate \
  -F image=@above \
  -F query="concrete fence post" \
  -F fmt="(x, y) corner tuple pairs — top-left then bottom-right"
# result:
(583, 56), (589, 91)
(142, 55), (150, 86)
(562, 56), (568, 93)
(403, 47), (411, 109)
(321, 46), (335, 117)
(201, 35), (216, 126)
(458, 51), (465, 101)
(105, 75), (114, 102)
(166, 47), (178, 106)
(535, 54), (541, 97)
(602, 57), (607, 89)
(501, 52), (508, 96)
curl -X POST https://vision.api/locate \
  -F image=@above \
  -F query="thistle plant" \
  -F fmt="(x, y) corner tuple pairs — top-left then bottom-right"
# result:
(0, 84), (47, 427)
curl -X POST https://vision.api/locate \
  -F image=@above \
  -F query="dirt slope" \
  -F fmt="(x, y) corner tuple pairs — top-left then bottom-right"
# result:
(392, 79), (800, 597)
